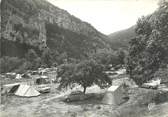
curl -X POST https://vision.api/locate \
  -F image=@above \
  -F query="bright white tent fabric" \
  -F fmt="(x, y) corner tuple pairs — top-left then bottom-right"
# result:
(107, 86), (119, 92)
(15, 84), (40, 97)
(15, 74), (22, 79)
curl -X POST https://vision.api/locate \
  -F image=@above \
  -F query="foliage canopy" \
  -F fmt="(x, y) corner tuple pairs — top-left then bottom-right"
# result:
(127, 1), (168, 85)
(57, 59), (111, 93)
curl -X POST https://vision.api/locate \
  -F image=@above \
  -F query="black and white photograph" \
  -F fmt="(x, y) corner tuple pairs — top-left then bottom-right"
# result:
(0, 0), (168, 117)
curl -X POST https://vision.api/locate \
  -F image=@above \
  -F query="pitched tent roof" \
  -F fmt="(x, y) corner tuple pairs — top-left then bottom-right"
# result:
(107, 85), (119, 92)
(9, 84), (20, 94)
(102, 84), (127, 105)
(3, 83), (20, 94)
(15, 84), (40, 97)
(3, 83), (20, 89)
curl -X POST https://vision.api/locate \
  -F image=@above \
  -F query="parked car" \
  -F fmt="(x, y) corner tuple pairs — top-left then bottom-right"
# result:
(5, 72), (16, 79)
(64, 90), (89, 102)
(36, 84), (51, 93)
(31, 71), (39, 75)
(105, 71), (118, 76)
(142, 79), (161, 89)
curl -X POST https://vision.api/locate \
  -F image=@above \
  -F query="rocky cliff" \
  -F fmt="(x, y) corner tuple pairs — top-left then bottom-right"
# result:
(1, 0), (110, 58)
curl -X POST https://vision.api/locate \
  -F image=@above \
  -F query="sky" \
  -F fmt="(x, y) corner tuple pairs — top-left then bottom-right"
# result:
(46, 0), (159, 35)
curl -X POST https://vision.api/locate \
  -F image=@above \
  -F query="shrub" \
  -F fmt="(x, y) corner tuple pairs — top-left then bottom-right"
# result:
(0, 56), (24, 73)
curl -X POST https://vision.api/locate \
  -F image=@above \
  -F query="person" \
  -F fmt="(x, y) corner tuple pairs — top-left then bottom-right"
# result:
(1, 87), (8, 106)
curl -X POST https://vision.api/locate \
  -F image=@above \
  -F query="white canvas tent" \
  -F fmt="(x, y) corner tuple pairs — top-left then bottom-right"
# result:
(102, 84), (128, 105)
(15, 84), (40, 97)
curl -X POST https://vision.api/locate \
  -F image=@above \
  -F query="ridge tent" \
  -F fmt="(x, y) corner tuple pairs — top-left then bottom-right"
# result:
(15, 84), (40, 97)
(102, 84), (128, 106)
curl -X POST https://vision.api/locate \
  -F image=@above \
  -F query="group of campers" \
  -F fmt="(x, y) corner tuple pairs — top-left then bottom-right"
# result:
(1, 67), (58, 99)
(1, 77), (129, 107)
(1, 67), (132, 107)
(2, 66), (166, 107)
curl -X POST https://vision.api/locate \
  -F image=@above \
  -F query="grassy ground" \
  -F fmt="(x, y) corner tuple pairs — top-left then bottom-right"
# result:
(1, 72), (168, 117)
(1, 86), (168, 117)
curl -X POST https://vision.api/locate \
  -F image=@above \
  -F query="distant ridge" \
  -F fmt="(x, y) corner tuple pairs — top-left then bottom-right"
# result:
(108, 26), (136, 50)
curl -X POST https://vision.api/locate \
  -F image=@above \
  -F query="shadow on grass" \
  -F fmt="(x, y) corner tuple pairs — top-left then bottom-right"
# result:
(64, 93), (105, 105)
(154, 91), (168, 104)
(63, 92), (129, 107)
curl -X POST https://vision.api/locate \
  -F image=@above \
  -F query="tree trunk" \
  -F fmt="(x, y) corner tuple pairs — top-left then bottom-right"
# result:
(83, 86), (86, 94)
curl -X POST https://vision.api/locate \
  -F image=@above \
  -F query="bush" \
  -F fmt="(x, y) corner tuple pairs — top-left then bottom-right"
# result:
(0, 56), (24, 73)
(89, 49), (126, 69)
(154, 67), (168, 83)
(154, 92), (168, 104)
(0, 49), (42, 73)
(25, 49), (42, 70)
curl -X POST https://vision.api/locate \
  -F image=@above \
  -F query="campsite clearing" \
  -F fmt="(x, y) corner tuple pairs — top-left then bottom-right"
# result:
(1, 86), (168, 117)
(1, 69), (168, 117)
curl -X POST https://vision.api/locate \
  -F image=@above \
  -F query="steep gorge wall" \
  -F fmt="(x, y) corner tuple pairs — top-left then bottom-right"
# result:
(1, 0), (110, 58)
(1, 0), (47, 50)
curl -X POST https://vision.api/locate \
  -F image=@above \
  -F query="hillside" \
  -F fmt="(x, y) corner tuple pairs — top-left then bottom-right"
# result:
(108, 26), (136, 50)
(1, 0), (110, 59)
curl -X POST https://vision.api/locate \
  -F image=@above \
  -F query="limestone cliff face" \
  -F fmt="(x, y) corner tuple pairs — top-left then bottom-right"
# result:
(1, 0), (110, 58)
(1, 0), (47, 50)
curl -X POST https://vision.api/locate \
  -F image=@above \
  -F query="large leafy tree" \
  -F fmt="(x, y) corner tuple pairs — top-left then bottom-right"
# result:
(127, 1), (168, 85)
(57, 59), (111, 93)
(41, 48), (54, 67)
(25, 49), (41, 70)
(116, 48), (126, 65)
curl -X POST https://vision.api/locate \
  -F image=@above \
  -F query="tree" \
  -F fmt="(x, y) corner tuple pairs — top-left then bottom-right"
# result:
(0, 56), (24, 73)
(25, 49), (41, 70)
(89, 49), (120, 68)
(154, 66), (168, 83)
(127, 1), (168, 85)
(57, 59), (111, 93)
(57, 52), (68, 64)
(25, 49), (38, 62)
(41, 48), (53, 67)
(116, 48), (126, 65)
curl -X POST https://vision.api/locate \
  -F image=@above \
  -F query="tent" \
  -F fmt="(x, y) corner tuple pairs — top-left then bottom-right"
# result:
(2, 83), (40, 97)
(3, 83), (20, 94)
(15, 84), (40, 97)
(102, 84), (128, 105)
(15, 74), (22, 79)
